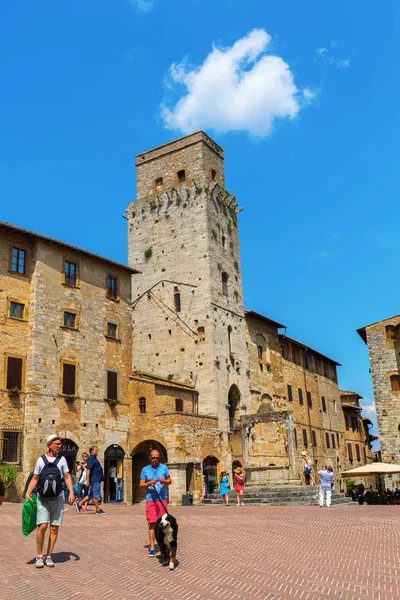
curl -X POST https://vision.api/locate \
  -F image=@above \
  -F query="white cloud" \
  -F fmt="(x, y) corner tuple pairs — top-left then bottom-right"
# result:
(315, 46), (351, 69)
(161, 29), (311, 137)
(316, 47), (327, 55)
(129, 0), (153, 12)
(361, 401), (376, 415)
(337, 59), (350, 68)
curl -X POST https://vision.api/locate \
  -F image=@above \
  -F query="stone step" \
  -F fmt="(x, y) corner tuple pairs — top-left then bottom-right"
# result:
(203, 486), (352, 506)
(206, 490), (344, 500)
(202, 496), (352, 506)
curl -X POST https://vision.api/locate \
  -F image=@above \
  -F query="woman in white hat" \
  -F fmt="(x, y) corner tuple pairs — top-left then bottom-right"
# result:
(301, 450), (315, 486)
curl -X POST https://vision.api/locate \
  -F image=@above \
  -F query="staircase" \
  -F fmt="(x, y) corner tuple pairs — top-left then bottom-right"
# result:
(202, 486), (353, 506)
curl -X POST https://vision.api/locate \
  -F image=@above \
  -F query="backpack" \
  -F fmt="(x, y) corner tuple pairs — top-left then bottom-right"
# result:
(37, 455), (62, 498)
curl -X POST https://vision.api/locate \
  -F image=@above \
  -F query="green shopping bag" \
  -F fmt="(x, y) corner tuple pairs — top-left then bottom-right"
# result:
(22, 495), (37, 537)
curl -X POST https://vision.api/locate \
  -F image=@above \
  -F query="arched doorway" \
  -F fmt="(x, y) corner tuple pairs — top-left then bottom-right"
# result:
(232, 460), (242, 473)
(131, 440), (168, 504)
(104, 445), (125, 503)
(60, 438), (78, 473)
(203, 455), (219, 496)
(228, 385), (241, 429)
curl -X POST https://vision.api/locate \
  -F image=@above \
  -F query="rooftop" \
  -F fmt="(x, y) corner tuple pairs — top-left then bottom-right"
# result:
(357, 313), (400, 343)
(135, 130), (223, 166)
(340, 390), (364, 398)
(0, 221), (139, 275)
(244, 309), (286, 330)
(279, 334), (341, 366)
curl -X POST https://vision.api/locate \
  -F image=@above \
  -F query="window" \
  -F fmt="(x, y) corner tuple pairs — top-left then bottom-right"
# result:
(106, 371), (118, 401)
(257, 346), (263, 360)
(303, 354), (309, 370)
(345, 414), (350, 430)
(332, 433), (336, 449)
(312, 430), (317, 447)
(107, 275), (118, 299)
(294, 428), (297, 448)
(1, 431), (21, 463)
(211, 168), (217, 180)
(325, 432), (330, 448)
(64, 260), (77, 286)
(321, 396), (326, 412)
(9, 301), (25, 319)
(228, 325), (232, 355)
(107, 322), (118, 339)
(390, 375), (400, 391)
(11, 247), (26, 274)
(62, 363), (76, 395)
(307, 391), (312, 408)
(221, 272), (229, 296)
(336, 433), (340, 447)
(63, 312), (76, 328)
(198, 326), (205, 341)
(6, 357), (23, 390)
(385, 325), (397, 340)
(287, 384), (293, 402)
(222, 235), (226, 248)
(347, 443), (353, 462)
(155, 177), (163, 188)
(298, 388), (304, 405)
(323, 363), (328, 377)
(355, 444), (360, 462)
(175, 398), (183, 412)
(139, 397), (146, 414)
(177, 169), (186, 183)
(351, 416), (358, 432)
(302, 429), (308, 448)
(174, 291), (181, 312)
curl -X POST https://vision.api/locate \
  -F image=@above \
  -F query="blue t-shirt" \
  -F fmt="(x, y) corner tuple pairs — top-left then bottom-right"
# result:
(86, 455), (104, 483)
(318, 470), (334, 489)
(140, 463), (170, 501)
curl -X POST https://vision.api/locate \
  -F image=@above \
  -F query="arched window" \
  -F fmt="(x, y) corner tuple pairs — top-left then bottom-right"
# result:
(211, 168), (217, 180)
(222, 272), (229, 296)
(139, 397), (146, 414)
(174, 290), (181, 312)
(228, 325), (232, 355)
(155, 177), (163, 189)
(177, 169), (186, 183)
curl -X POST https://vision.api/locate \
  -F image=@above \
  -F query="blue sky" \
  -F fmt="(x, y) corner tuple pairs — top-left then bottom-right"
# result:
(1, 0), (399, 445)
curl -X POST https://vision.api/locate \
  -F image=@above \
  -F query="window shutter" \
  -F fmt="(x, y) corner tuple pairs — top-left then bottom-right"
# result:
(287, 384), (293, 401)
(62, 364), (76, 395)
(7, 357), (23, 389)
(348, 443), (353, 462)
(107, 371), (118, 400)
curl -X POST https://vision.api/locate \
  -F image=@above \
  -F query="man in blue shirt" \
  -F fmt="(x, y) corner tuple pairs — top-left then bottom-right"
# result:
(318, 466), (334, 507)
(139, 450), (171, 557)
(75, 445), (106, 514)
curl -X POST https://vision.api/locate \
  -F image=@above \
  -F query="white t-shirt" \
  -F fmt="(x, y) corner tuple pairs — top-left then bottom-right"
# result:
(34, 455), (69, 497)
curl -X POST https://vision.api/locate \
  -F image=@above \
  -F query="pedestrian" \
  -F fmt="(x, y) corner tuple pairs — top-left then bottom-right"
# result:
(301, 451), (315, 486)
(139, 449), (171, 557)
(76, 452), (89, 511)
(218, 470), (230, 505)
(25, 434), (74, 568)
(233, 467), (245, 506)
(318, 465), (334, 507)
(75, 445), (106, 514)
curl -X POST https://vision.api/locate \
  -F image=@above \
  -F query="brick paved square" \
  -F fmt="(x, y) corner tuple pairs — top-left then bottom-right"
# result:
(1, 503), (399, 600)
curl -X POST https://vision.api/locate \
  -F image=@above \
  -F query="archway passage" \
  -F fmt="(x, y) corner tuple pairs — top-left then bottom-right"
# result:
(104, 445), (125, 503)
(232, 460), (242, 473)
(202, 455), (219, 496)
(228, 384), (241, 429)
(59, 438), (78, 473)
(131, 440), (168, 504)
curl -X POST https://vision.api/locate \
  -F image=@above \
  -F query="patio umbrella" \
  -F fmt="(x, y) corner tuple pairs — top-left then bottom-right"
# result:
(342, 462), (400, 477)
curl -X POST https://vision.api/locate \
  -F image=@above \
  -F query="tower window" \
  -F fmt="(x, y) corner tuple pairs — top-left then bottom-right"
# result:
(287, 384), (293, 401)
(307, 391), (312, 408)
(325, 432), (330, 448)
(177, 169), (186, 183)
(385, 325), (397, 340)
(155, 177), (163, 189)
(174, 291), (181, 312)
(312, 431), (317, 447)
(107, 275), (118, 299)
(321, 396), (326, 412)
(64, 260), (77, 286)
(175, 398), (183, 412)
(62, 363), (76, 396)
(139, 397), (146, 414)
(198, 326), (205, 341)
(390, 375), (400, 391)
(211, 169), (217, 180)
(221, 272), (229, 296)
(222, 236), (226, 248)
(298, 388), (304, 405)
(228, 325), (232, 354)
(11, 247), (26, 274)
(257, 346), (263, 360)
(302, 429), (308, 448)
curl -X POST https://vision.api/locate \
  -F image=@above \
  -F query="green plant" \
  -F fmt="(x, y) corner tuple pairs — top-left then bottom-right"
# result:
(167, 374), (174, 381)
(165, 212), (170, 220)
(0, 463), (18, 495)
(217, 263), (222, 271)
(8, 387), (20, 398)
(183, 203), (187, 208)
(175, 195), (181, 205)
(144, 247), (153, 261)
(181, 244), (185, 249)
(195, 183), (203, 193)
(106, 398), (118, 406)
(230, 353), (235, 366)
(234, 260), (239, 272)
(65, 394), (76, 401)
(230, 242), (234, 250)
(265, 362), (272, 373)
(233, 289), (239, 298)
(346, 479), (355, 496)
(227, 221), (232, 235)
(211, 229), (218, 240)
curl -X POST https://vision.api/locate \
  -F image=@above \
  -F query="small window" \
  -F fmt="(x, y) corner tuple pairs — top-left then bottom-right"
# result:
(303, 354), (309, 369)
(228, 325), (232, 355)
(347, 443), (353, 462)
(222, 272), (229, 296)
(321, 396), (326, 412)
(355, 444), (360, 462)
(6, 356), (23, 390)
(155, 177), (163, 189)
(63, 312), (76, 328)
(175, 398), (183, 412)
(298, 388), (303, 405)
(64, 260), (77, 286)
(323, 363), (328, 377)
(177, 169), (186, 183)
(9, 301), (25, 319)
(307, 391), (312, 408)
(257, 346), (263, 360)
(11, 247), (26, 274)
(336, 432), (340, 446)
(332, 433), (336, 449)
(198, 326), (205, 341)
(312, 430), (317, 447)
(222, 235), (226, 248)
(351, 416), (358, 432)
(287, 384), (293, 402)
(325, 432), (330, 448)
(294, 428), (297, 448)
(211, 168), (217, 180)
(302, 429), (308, 448)
(385, 325), (397, 340)
(107, 322), (118, 338)
(106, 371), (118, 401)
(1, 431), (21, 463)
(107, 275), (118, 299)
(390, 375), (400, 391)
(62, 363), (76, 395)
(139, 397), (146, 414)
(174, 292), (181, 312)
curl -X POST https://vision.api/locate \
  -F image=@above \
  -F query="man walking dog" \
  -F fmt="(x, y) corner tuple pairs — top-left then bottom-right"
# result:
(139, 449), (171, 557)
(25, 434), (74, 568)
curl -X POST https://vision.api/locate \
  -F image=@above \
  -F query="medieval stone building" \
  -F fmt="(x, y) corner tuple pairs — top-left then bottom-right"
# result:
(0, 131), (376, 503)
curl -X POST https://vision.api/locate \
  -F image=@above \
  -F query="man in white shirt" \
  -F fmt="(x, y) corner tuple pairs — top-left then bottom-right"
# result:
(318, 466), (335, 507)
(25, 434), (74, 568)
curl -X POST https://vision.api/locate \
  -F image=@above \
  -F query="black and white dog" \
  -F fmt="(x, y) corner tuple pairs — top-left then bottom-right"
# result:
(155, 512), (178, 570)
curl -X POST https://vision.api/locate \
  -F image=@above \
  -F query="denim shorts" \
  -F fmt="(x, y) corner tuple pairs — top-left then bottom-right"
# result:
(37, 494), (65, 526)
(88, 481), (101, 499)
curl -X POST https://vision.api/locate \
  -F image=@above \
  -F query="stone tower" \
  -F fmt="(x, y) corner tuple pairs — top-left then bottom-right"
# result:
(127, 131), (250, 434)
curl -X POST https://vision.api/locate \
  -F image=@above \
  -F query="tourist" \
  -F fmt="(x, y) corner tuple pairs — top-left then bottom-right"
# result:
(139, 449), (171, 557)
(25, 434), (74, 568)
(76, 452), (89, 510)
(318, 465), (334, 507)
(75, 445), (106, 514)
(301, 451), (315, 486)
(218, 470), (230, 505)
(233, 467), (245, 506)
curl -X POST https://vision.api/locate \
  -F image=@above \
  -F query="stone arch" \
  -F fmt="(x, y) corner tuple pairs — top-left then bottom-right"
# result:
(131, 439), (168, 504)
(232, 459), (242, 473)
(202, 455), (219, 496)
(228, 384), (241, 429)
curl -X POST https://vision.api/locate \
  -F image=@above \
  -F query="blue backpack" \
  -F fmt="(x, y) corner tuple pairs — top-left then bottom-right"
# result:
(37, 455), (62, 498)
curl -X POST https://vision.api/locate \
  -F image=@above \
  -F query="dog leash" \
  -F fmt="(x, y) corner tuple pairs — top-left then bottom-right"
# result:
(151, 483), (169, 515)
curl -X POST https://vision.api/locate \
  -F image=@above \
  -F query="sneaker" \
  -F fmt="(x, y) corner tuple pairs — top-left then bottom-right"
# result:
(82, 506), (87, 512)
(35, 556), (44, 568)
(95, 509), (107, 514)
(74, 500), (81, 513)
(45, 556), (55, 567)
(148, 549), (155, 557)
(240, 502), (244, 506)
